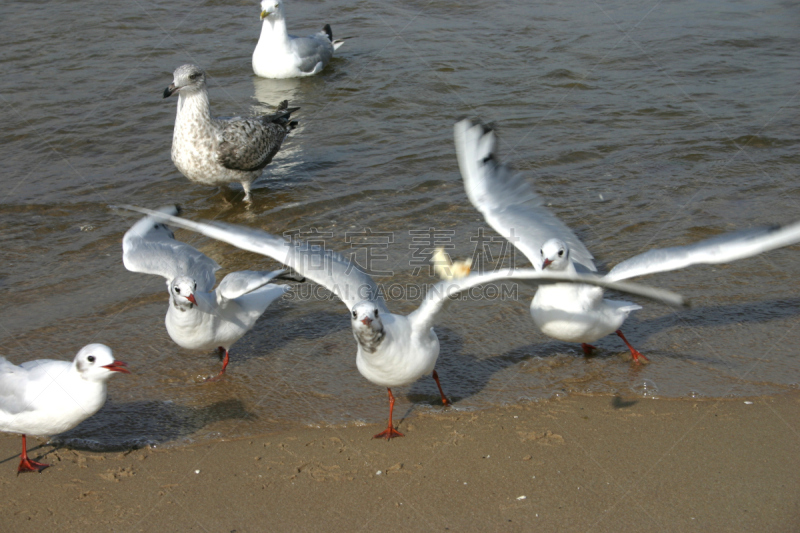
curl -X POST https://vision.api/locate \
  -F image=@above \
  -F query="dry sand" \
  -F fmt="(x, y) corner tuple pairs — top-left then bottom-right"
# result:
(1, 392), (798, 532)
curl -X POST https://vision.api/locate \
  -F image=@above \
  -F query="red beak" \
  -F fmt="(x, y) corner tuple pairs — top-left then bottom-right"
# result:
(542, 259), (552, 269)
(188, 294), (197, 305)
(103, 360), (130, 374)
(361, 317), (372, 326)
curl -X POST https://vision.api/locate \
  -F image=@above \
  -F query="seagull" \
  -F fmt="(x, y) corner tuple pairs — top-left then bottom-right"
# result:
(122, 205), (302, 380)
(253, 0), (344, 79)
(454, 118), (800, 362)
(164, 64), (299, 202)
(0, 344), (129, 473)
(119, 205), (686, 438)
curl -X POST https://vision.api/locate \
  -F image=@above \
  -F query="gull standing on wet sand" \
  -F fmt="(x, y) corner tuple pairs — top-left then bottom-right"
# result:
(454, 118), (800, 362)
(120, 205), (687, 439)
(164, 64), (299, 202)
(122, 206), (303, 380)
(0, 344), (129, 473)
(253, 0), (344, 78)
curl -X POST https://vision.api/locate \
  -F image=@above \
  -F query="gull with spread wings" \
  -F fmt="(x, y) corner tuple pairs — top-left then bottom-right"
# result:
(122, 206), (302, 380)
(120, 205), (686, 438)
(454, 118), (800, 362)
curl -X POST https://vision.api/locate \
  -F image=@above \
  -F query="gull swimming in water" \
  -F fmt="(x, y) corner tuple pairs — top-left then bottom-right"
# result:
(120, 205), (686, 438)
(164, 64), (299, 202)
(454, 118), (800, 362)
(253, 0), (344, 78)
(0, 344), (129, 473)
(122, 206), (302, 380)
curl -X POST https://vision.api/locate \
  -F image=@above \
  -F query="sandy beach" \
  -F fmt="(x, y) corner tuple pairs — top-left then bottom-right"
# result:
(1, 392), (797, 531)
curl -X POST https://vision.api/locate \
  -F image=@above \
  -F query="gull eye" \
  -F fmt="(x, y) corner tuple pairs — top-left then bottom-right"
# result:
(374, 310), (379, 317)
(189, 73), (199, 80)
(352, 310), (357, 319)
(540, 250), (544, 256)
(558, 250), (564, 257)
(194, 282), (197, 291)
(88, 356), (95, 363)
(175, 287), (181, 294)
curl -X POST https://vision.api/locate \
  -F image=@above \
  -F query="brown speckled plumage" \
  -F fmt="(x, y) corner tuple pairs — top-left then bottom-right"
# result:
(165, 65), (298, 202)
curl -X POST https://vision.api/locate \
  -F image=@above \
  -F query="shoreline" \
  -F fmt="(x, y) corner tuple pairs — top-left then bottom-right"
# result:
(1, 391), (797, 531)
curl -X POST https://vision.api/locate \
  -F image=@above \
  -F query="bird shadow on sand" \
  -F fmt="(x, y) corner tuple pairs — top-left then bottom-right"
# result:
(396, 326), (553, 424)
(612, 296), (800, 363)
(41, 398), (252, 454)
(395, 298), (800, 422)
(227, 308), (349, 367)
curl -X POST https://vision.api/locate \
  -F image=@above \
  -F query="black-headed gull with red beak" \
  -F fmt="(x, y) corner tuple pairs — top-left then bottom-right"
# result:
(119, 205), (686, 439)
(0, 344), (129, 473)
(454, 118), (800, 362)
(122, 206), (302, 380)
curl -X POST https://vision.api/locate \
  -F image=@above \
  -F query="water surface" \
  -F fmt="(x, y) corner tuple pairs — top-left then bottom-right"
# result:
(1, 0), (799, 449)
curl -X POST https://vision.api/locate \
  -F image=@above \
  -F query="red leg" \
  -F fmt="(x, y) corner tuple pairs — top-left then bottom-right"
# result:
(205, 347), (230, 382)
(432, 369), (450, 406)
(581, 343), (597, 356)
(17, 435), (48, 474)
(373, 388), (404, 440)
(616, 330), (648, 363)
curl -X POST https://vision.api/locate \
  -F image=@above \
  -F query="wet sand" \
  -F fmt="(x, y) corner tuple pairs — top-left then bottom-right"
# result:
(1, 392), (797, 531)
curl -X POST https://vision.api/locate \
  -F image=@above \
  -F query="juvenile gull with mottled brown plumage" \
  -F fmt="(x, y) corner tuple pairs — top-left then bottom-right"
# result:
(164, 64), (298, 202)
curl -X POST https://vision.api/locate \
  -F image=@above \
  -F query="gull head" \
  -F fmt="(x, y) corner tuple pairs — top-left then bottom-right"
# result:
(164, 64), (206, 98)
(351, 301), (385, 353)
(170, 276), (198, 311)
(260, 0), (284, 20)
(540, 238), (570, 271)
(74, 344), (130, 381)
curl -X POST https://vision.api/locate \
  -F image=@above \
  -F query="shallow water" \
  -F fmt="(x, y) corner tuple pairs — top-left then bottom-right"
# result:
(2, 0), (799, 449)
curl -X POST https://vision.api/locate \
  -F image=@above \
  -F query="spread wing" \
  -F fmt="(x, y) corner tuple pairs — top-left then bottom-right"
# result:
(454, 119), (596, 272)
(119, 206), (389, 313)
(216, 104), (297, 172)
(605, 221), (800, 282)
(216, 269), (288, 301)
(122, 205), (219, 292)
(410, 269), (688, 331)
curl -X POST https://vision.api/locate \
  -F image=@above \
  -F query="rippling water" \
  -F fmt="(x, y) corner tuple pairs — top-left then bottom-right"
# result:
(2, 0), (799, 449)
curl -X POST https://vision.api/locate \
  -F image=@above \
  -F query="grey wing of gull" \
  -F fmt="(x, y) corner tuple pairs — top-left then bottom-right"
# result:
(216, 269), (287, 301)
(215, 117), (289, 172)
(605, 220), (800, 282)
(0, 357), (31, 415)
(289, 34), (333, 73)
(119, 205), (389, 313)
(454, 119), (596, 272)
(122, 205), (220, 292)
(410, 268), (687, 330)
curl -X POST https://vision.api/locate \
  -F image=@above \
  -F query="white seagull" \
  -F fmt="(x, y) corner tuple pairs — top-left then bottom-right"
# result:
(454, 118), (800, 362)
(0, 344), (129, 473)
(120, 205), (686, 439)
(164, 64), (299, 202)
(122, 206), (301, 380)
(253, 0), (344, 79)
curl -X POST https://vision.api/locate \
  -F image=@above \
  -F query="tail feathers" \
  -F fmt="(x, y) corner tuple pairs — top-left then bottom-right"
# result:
(333, 39), (345, 50)
(274, 268), (306, 283)
(276, 100), (300, 116)
(264, 100), (299, 130)
(323, 24), (333, 42)
(607, 300), (643, 314)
